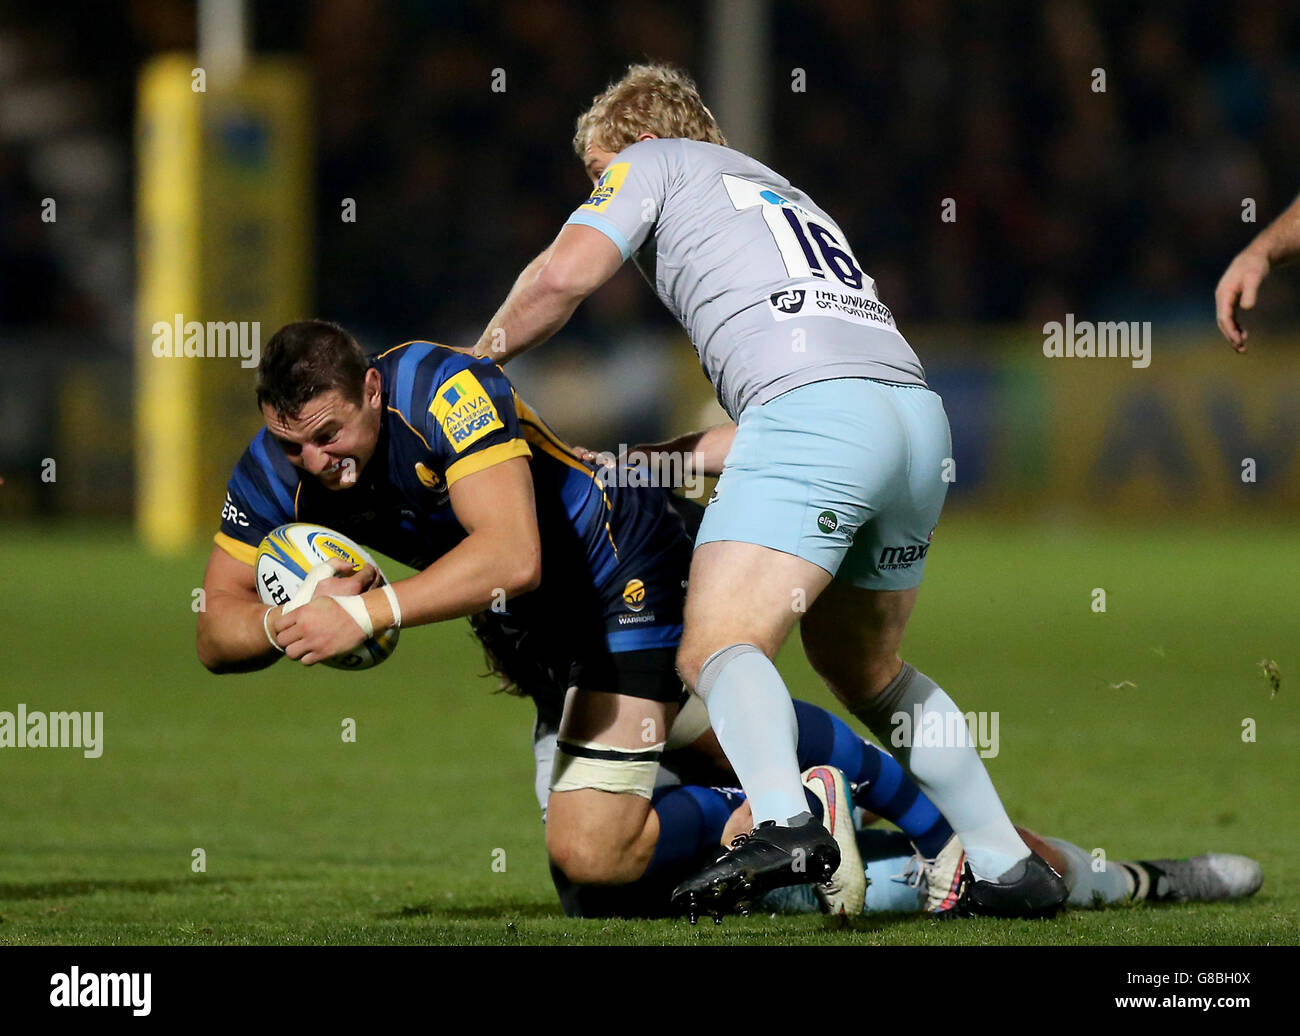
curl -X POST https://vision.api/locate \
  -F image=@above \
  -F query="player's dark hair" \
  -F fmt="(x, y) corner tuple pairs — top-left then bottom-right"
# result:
(256, 319), (368, 417)
(468, 611), (549, 699)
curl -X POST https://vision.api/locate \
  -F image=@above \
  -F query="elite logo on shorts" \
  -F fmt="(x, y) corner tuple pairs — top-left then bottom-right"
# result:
(580, 163), (630, 212)
(622, 578), (647, 612)
(817, 510), (839, 533)
(430, 370), (504, 453)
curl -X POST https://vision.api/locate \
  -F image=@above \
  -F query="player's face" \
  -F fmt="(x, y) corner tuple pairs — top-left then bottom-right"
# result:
(583, 143), (620, 186)
(262, 368), (383, 491)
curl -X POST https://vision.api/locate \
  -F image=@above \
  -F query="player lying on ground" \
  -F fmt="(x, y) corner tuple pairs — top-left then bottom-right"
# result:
(471, 609), (1263, 919)
(759, 825), (1264, 919)
(473, 483), (1074, 921)
(469, 63), (1064, 919)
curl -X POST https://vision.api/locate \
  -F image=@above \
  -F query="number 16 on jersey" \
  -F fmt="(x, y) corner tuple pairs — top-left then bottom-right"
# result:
(722, 174), (872, 293)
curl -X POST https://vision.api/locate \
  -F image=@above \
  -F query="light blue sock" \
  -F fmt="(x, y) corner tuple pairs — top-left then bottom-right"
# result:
(853, 663), (1030, 881)
(862, 855), (927, 912)
(695, 644), (808, 826)
(858, 829), (926, 912)
(1041, 836), (1134, 907)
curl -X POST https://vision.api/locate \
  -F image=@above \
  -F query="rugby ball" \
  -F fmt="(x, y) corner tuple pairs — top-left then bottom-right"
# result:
(255, 523), (400, 670)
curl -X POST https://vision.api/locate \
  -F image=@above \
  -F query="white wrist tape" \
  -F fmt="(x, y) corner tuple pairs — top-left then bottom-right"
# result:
(329, 594), (374, 638)
(263, 607), (285, 653)
(380, 583), (402, 628)
(285, 562), (338, 614)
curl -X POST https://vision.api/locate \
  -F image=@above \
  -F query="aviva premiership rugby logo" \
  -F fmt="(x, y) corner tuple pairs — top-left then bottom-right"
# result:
(622, 578), (647, 612)
(307, 532), (362, 569)
(430, 370), (504, 453)
(580, 163), (630, 212)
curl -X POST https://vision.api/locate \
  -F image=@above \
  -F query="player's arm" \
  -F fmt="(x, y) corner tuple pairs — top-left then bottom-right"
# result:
(196, 544), (283, 674)
(1216, 190), (1300, 350)
(380, 455), (542, 626)
(196, 545), (375, 673)
(274, 457), (542, 665)
(638, 423), (737, 478)
(470, 224), (623, 364)
(572, 424), (739, 478)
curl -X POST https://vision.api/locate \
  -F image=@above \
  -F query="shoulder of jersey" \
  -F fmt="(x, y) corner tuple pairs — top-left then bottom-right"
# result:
(228, 427), (299, 524)
(374, 340), (498, 405)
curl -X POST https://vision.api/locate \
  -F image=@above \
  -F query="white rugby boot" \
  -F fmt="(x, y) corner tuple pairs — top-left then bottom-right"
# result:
(801, 765), (867, 916)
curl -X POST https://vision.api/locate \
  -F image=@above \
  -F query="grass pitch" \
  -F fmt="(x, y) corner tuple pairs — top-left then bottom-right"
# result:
(0, 518), (1294, 946)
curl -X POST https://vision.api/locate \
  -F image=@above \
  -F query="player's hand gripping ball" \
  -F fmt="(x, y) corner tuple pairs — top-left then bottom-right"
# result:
(255, 523), (400, 670)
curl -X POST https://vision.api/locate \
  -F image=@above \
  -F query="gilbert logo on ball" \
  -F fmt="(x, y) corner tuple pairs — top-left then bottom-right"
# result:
(255, 523), (400, 670)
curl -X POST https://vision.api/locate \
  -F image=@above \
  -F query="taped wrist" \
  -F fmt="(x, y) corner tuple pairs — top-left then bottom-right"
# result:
(329, 594), (374, 638)
(380, 583), (402, 628)
(285, 562), (339, 615)
(263, 607), (284, 653)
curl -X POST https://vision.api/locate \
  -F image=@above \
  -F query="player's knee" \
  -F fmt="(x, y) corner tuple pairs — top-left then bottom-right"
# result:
(677, 639), (766, 696)
(546, 825), (636, 886)
(800, 624), (898, 702)
(800, 621), (854, 685)
(547, 756), (659, 884)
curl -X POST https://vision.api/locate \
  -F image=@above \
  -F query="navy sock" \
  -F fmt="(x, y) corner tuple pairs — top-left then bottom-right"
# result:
(792, 699), (953, 858)
(644, 784), (746, 879)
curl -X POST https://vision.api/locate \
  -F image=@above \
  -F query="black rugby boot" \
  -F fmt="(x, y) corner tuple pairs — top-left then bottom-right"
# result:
(670, 814), (841, 924)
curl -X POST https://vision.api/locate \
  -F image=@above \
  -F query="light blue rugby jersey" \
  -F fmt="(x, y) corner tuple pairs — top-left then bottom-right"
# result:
(565, 137), (927, 420)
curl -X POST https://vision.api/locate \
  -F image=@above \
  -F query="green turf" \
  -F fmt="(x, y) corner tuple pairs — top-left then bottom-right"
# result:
(0, 518), (1294, 945)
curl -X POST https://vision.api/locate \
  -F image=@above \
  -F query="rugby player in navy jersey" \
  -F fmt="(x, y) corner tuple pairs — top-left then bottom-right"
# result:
(198, 318), (726, 889)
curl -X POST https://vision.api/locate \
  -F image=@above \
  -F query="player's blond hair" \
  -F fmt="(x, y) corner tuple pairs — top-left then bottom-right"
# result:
(573, 63), (726, 158)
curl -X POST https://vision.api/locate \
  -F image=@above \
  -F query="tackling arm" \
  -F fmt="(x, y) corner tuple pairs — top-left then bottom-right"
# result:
(572, 424), (739, 478)
(640, 423), (738, 478)
(470, 224), (624, 364)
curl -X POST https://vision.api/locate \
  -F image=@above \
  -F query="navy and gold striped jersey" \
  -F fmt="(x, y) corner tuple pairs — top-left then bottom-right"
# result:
(216, 342), (692, 678)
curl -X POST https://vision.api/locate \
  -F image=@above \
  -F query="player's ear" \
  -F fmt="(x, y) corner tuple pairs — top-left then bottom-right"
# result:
(363, 367), (382, 408)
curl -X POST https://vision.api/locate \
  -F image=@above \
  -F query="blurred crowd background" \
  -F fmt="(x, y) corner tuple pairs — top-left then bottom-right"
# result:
(1, 0), (1297, 522)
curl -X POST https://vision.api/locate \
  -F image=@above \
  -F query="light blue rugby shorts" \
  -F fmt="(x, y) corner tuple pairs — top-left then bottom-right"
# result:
(695, 378), (952, 590)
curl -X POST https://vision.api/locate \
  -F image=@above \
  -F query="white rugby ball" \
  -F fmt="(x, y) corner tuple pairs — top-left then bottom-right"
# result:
(255, 523), (400, 670)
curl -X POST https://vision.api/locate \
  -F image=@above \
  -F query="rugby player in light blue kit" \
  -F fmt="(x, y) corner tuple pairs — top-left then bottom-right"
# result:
(471, 63), (1067, 919)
